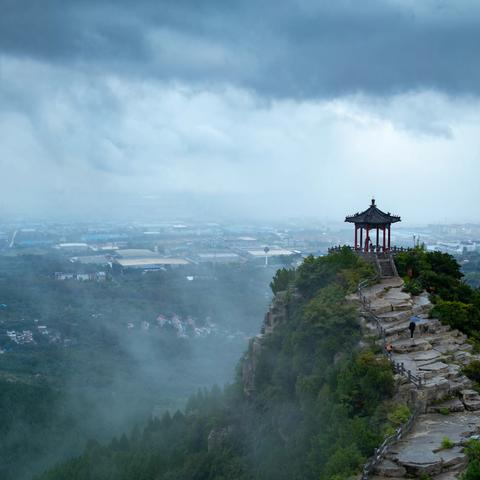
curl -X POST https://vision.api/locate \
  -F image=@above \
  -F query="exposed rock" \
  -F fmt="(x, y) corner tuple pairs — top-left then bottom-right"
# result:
(390, 413), (480, 476)
(375, 459), (406, 477)
(357, 278), (480, 479)
(379, 310), (412, 323)
(461, 389), (480, 411)
(241, 335), (263, 397)
(410, 350), (444, 364)
(263, 292), (288, 334)
(427, 398), (465, 414)
(392, 338), (432, 353)
(419, 362), (450, 379)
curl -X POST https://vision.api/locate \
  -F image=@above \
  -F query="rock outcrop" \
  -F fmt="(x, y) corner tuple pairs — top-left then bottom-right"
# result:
(360, 278), (480, 479)
(241, 291), (290, 397)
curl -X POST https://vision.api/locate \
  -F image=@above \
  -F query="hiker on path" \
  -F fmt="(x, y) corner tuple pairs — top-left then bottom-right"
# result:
(408, 319), (416, 339)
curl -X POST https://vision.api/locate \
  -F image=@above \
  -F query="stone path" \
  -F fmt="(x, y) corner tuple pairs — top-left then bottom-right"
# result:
(360, 278), (480, 479)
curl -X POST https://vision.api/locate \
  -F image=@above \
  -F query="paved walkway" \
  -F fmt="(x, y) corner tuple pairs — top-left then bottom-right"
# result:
(360, 278), (480, 479)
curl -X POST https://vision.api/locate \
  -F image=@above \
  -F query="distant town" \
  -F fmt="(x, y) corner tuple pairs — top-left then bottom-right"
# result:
(1, 218), (480, 354)
(1, 219), (480, 271)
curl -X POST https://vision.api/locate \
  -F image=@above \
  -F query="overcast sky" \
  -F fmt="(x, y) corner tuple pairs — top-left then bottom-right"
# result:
(1, 0), (479, 223)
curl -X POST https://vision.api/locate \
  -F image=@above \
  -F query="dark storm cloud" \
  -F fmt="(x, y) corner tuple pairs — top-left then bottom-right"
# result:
(1, 0), (480, 99)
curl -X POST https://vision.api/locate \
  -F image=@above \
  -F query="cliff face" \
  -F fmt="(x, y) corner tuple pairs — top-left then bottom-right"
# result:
(241, 291), (289, 397)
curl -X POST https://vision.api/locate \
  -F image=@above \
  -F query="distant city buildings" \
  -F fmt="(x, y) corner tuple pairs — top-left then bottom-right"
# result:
(2, 219), (480, 275)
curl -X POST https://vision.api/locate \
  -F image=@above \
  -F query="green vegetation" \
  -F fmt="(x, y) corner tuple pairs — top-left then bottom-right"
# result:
(395, 247), (480, 343)
(270, 268), (295, 294)
(37, 248), (395, 480)
(462, 360), (480, 390)
(387, 404), (411, 426)
(419, 474), (433, 480)
(461, 439), (480, 480)
(441, 436), (455, 449)
(0, 255), (274, 480)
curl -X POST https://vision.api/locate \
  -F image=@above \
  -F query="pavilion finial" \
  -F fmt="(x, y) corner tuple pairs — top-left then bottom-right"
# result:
(371, 197), (376, 206)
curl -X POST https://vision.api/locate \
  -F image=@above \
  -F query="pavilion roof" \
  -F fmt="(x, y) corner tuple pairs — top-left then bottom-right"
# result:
(345, 199), (401, 225)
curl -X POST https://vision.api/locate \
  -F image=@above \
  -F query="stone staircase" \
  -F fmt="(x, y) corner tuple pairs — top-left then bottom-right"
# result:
(376, 255), (396, 278)
(358, 252), (398, 278)
(359, 277), (480, 479)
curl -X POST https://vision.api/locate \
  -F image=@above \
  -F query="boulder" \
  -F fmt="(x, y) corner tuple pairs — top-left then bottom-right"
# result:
(461, 389), (480, 411)
(375, 459), (406, 477)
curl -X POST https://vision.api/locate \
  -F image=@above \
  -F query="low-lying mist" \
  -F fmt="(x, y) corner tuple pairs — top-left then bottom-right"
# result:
(0, 255), (274, 479)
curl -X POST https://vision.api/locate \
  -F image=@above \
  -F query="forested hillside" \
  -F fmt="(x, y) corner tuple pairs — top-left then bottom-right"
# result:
(25, 247), (480, 479)
(0, 256), (273, 480)
(38, 249), (402, 480)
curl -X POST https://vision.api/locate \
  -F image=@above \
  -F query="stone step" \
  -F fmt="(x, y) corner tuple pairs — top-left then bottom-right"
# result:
(461, 389), (480, 411)
(449, 378), (474, 395)
(410, 350), (445, 365)
(371, 301), (398, 315)
(379, 310), (413, 323)
(375, 459), (406, 477)
(392, 302), (414, 312)
(446, 364), (462, 380)
(423, 377), (452, 402)
(385, 321), (413, 337)
(427, 397), (465, 414)
(382, 288), (411, 301)
(453, 350), (472, 364)
(418, 362), (450, 379)
(412, 294), (432, 315)
(392, 338), (432, 353)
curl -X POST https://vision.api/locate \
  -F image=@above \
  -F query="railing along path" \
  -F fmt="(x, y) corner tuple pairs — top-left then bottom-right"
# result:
(357, 277), (423, 480)
(357, 279), (423, 388)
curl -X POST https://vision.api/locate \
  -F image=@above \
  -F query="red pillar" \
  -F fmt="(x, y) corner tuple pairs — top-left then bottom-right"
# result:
(388, 225), (391, 250)
(354, 226), (358, 250)
(376, 228), (379, 252)
(382, 226), (386, 252)
(365, 226), (370, 252)
(360, 227), (363, 251)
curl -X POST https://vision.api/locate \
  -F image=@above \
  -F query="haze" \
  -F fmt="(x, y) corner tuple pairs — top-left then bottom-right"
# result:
(1, 0), (480, 223)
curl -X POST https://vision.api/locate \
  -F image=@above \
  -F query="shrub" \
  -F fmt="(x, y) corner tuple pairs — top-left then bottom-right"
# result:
(462, 361), (480, 384)
(441, 436), (454, 449)
(431, 301), (480, 340)
(461, 440), (480, 480)
(464, 439), (480, 461)
(402, 279), (423, 296)
(270, 268), (296, 294)
(387, 404), (411, 426)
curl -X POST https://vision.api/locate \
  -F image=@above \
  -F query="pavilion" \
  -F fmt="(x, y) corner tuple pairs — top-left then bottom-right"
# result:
(345, 199), (401, 253)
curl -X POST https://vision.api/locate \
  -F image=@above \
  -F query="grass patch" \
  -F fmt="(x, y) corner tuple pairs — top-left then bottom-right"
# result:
(441, 436), (455, 449)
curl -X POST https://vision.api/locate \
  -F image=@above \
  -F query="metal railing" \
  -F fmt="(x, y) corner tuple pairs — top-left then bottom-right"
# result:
(360, 405), (420, 480)
(328, 245), (413, 254)
(357, 277), (424, 479)
(357, 280), (423, 389)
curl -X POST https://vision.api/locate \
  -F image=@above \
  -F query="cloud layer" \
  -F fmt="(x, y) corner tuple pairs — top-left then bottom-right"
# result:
(3, 0), (480, 98)
(1, 1), (480, 222)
